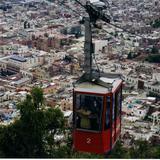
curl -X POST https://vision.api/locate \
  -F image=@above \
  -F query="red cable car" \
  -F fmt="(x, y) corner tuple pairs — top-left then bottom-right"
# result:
(72, 1), (123, 154)
(73, 75), (122, 154)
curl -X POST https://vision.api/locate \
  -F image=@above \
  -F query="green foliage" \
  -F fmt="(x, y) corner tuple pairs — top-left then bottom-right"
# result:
(151, 46), (159, 54)
(147, 91), (160, 99)
(108, 140), (160, 159)
(71, 151), (104, 158)
(114, 32), (118, 37)
(127, 52), (133, 59)
(127, 52), (138, 59)
(108, 141), (130, 158)
(129, 140), (160, 159)
(151, 19), (160, 28)
(31, 87), (44, 109)
(0, 87), (65, 158)
(45, 108), (64, 132)
(146, 54), (160, 63)
(129, 140), (151, 158)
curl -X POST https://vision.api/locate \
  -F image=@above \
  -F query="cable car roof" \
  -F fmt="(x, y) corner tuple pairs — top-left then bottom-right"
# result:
(74, 76), (122, 94)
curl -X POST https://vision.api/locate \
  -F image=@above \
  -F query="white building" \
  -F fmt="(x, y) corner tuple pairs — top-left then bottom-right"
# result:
(7, 55), (45, 70)
(94, 40), (108, 54)
(132, 105), (149, 119)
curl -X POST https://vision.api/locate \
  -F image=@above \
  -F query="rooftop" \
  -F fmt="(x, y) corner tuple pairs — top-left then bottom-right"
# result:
(74, 77), (122, 94)
(10, 55), (27, 62)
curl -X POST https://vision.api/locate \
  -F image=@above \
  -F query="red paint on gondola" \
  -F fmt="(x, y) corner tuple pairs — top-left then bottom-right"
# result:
(73, 80), (123, 154)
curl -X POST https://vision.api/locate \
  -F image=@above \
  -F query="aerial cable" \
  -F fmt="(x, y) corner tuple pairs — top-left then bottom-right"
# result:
(64, 5), (81, 16)
(58, 0), (82, 16)
(107, 22), (144, 38)
(73, 0), (144, 38)
(74, 0), (86, 8)
(59, 0), (146, 77)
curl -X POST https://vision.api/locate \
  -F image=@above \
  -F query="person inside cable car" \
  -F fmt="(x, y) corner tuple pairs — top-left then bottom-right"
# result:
(75, 95), (102, 131)
(76, 105), (91, 129)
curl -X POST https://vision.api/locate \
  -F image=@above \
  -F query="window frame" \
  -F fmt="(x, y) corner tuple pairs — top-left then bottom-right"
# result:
(105, 96), (111, 130)
(74, 93), (104, 132)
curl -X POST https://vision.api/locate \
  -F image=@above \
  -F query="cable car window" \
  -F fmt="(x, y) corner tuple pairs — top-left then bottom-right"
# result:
(112, 94), (115, 121)
(118, 87), (122, 115)
(75, 94), (103, 131)
(76, 94), (82, 109)
(115, 91), (119, 117)
(105, 96), (111, 129)
(115, 88), (122, 117)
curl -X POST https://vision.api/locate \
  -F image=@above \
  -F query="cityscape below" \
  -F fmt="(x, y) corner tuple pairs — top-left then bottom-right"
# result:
(0, 0), (159, 158)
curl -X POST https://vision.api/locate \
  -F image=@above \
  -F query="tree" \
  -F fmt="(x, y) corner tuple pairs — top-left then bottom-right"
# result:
(129, 139), (160, 158)
(151, 19), (160, 28)
(129, 140), (151, 158)
(43, 108), (65, 158)
(146, 54), (160, 63)
(106, 140), (160, 159)
(127, 52), (133, 59)
(0, 87), (65, 158)
(151, 46), (159, 54)
(108, 141), (130, 158)
(30, 87), (44, 109)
